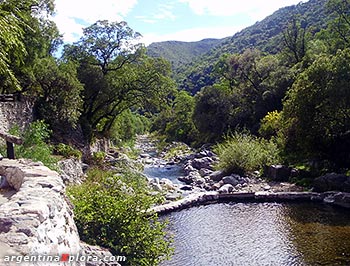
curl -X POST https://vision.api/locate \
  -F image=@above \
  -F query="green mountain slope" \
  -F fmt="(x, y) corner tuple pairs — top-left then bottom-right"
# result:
(149, 0), (330, 94)
(146, 38), (225, 71)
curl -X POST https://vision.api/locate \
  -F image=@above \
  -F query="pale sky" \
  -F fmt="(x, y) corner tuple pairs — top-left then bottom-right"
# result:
(53, 0), (305, 46)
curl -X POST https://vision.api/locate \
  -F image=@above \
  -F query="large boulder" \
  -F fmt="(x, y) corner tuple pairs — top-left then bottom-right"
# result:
(313, 173), (350, 192)
(209, 170), (226, 182)
(267, 165), (291, 181)
(58, 158), (84, 185)
(222, 175), (240, 186)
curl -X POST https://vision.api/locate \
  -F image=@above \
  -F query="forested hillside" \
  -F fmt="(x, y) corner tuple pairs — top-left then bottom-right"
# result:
(151, 0), (350, 177)
(156, 0), (330, 94)
(147, 38), (225, 73)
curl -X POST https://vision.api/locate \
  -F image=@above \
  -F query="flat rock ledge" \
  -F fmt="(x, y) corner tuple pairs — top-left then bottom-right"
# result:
(150, 191), (350, 214)
(0, 159), (119, 266)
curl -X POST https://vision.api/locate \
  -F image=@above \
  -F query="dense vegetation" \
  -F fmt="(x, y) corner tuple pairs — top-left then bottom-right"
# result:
(2, 0), (350, 263)
(67, 168), (172, 266)
(0, 0), (174, 263)
(152, 0), (350, 175)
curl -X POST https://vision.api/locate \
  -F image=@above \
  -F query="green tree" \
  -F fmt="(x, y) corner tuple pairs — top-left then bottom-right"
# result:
(0, 0), (60, 93)
(282, 17), (308, 64)
(32, 57), (83, 130)
(324, 0), (350, 51)
(159, 91), (198, 144)
(281, 48), (350, 167)
(211, 49), (293, 135)
(64, 20), (175, 141)
(193, 85), (237, 142)
(0, 3), (27, 91)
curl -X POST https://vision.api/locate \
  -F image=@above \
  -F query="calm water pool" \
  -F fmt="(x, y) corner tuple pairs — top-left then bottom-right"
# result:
(161, 202), (350, 266)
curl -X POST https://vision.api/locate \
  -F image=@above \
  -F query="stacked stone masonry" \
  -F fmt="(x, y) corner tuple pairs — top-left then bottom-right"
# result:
(0, 159), (81, 265)
(0, 159), (120, 266)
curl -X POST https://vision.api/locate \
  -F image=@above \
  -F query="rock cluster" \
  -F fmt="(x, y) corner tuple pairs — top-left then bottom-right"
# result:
(313, 173), (350, 192)
(179, 148), (263, 193)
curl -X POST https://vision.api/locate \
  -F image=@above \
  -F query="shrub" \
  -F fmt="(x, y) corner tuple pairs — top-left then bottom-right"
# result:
(259, 110), (281, 138)
(67, 168), (172, 266)
(214, 131), (281, 174)
(54, 143), (82, 159)
(6, 121), (58, 170)
(91, 151), (106, 165)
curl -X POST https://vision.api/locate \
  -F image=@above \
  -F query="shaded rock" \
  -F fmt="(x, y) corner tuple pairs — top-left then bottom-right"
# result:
(222, 175), (240, 186)
(178, 176), (193, 185)
(209, 170), (226, 182)
(0, 175), (9, 189)
(191, 157), (214, 170)
(199, 168), (212, 177)
(267, 165), (291, 181)
(313, 173), (350, 192)
(180, 185), (193, 191)
(81, 242), (121, 266)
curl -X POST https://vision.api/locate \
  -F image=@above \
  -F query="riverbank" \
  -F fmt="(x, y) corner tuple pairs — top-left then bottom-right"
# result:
(150, 190), (350, 214)
(133, 135), (350, 213)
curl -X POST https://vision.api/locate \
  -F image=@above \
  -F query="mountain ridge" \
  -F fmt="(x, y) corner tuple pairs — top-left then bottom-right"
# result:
(146, 0), (329, 94)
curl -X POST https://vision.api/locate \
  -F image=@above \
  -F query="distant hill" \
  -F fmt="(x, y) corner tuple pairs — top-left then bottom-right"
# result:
(146, 38), (225, 72)
(147, 0), (330, 94)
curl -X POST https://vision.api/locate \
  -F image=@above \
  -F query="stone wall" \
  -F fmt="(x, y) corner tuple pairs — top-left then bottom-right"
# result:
(0, 98), (34, 133)
(0, 159), (120, 266)
(0, 159), (82, 265)
(150, 190), (350, 214)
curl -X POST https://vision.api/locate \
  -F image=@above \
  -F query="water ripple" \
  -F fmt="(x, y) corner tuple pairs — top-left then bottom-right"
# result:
(161, 202), (350, 266)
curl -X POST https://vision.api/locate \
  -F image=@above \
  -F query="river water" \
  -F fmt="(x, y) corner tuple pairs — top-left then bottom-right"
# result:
(138, 137), (350, 266)
(160, 202), (350, 266)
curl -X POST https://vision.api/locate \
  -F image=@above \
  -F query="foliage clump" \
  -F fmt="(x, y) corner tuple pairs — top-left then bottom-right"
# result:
(54, 143), (82, 159)
(214, 131), (281, 175)
(67, 168), (172, 266)
(7, 121), (58, 169)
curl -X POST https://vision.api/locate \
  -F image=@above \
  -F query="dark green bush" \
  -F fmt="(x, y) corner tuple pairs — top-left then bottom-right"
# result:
(67, 168), (172, 266)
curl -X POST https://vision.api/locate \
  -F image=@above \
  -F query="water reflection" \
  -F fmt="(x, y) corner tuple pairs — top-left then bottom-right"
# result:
(161, 202), (350, 266)
(284, 203), (350, 265)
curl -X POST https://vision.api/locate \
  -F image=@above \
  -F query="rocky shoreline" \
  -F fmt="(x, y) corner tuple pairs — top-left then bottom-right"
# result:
(134, 135), (350, 212)
(150, 191), (350, 214)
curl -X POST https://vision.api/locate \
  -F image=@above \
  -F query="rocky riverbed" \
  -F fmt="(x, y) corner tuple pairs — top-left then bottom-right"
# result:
(134, 135), (303, 204)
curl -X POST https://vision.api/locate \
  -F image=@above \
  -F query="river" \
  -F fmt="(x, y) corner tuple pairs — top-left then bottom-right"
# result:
(160, 202), (350, 266)
(138, 136), (350, 265)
